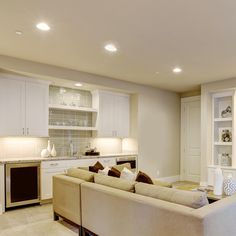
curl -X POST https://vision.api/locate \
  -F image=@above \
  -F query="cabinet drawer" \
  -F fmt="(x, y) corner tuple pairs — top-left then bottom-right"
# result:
(41, 160), (68, 169)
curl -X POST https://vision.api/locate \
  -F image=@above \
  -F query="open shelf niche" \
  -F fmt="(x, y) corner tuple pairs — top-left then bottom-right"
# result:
(212, 91), (235, 167)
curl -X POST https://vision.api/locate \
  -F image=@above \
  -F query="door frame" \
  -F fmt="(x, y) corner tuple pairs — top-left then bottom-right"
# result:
(180, 96), (201, 181)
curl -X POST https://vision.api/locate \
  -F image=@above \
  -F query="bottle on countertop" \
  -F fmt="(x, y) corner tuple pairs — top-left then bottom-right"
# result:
(47, 140), (52, 157)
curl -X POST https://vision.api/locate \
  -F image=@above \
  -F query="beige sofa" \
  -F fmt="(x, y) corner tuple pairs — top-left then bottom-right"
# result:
(53, 169), (236, 236)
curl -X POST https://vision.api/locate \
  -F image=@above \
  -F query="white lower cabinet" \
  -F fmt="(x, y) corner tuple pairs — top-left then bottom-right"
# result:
(208, 166), (236, 186)
(41, 157), (116, 200)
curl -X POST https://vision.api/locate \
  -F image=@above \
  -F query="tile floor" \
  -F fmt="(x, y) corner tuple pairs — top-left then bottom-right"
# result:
(0, 204), (78, 236)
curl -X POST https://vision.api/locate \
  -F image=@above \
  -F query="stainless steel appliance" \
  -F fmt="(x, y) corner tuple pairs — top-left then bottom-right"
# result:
(5, 162), (40, 208)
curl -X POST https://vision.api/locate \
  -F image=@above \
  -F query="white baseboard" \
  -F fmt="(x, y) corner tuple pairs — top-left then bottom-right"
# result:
(158, 175), (180, 183)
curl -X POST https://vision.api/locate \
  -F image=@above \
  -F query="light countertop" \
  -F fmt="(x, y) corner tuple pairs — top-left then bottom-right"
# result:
(0, 153), (138, 164)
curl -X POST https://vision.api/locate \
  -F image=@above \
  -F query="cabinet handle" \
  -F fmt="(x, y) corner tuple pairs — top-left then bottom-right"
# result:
(50, 163), (59, 166)
(23, 128), (25, 135)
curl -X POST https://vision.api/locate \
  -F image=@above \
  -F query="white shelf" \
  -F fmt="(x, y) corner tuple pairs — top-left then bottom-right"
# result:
(214, 142), (232, 146)
(214, 117), (232, 122)
(49, 104), (97, 113)
(49, 125), (97, 131)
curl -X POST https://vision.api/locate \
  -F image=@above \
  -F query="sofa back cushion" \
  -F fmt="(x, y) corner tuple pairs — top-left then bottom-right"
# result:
(67, 168), (94, 182)
(135, 183), (209, 209)
(94, 174), (136, 192)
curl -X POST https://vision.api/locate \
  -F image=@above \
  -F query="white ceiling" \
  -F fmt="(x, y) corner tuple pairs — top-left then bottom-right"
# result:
(1, 0), (236, 92)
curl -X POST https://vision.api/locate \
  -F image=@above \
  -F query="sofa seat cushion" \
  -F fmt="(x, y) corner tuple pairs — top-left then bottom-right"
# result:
(135, 182), (209, 209)
(94, 174), (136, 192)
(67, 168), (94, 182)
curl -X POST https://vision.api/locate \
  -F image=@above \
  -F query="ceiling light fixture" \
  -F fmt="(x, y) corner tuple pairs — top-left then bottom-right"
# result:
(104, 43), (118, 53)
(75, 83), (83, 87)
(173, 67), (182, 73)
(36, 22), (50, 31)
(15, 30), (23, 35)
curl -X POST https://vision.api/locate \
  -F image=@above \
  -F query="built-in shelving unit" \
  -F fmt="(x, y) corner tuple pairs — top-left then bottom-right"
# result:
(48, 125), (97, 131)
(212, 91), (234, 167)
(49, 104), (97, 113)
(48, 86), (97, 132)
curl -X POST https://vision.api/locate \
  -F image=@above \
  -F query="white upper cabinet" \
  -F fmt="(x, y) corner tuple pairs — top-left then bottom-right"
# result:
(92, 90), (130, 138)
(0, 75), (49, 137)
(0, 78), (25, 136)
(25, 81), (49, 137)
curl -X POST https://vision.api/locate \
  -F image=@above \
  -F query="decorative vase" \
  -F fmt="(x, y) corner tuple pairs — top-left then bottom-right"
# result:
(223, 174), (236, 196)
(47, 140), (51, 156)
(51, 144), (57, 157)
(41, 149), (50, 158)
(213, 166), (223, 196)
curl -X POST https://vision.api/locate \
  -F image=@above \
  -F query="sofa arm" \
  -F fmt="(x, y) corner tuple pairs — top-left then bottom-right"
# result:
(194, 194), (236, 236)
(53, 174), (85, 226)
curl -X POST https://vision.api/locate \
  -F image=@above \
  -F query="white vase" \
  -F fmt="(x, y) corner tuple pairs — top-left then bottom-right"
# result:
(213, 166), (223, 196)
(223, 174), (236, 196)
(47, 140), (51, 156)
(41, 149), (50, 158)
(51, 144), (57, 157)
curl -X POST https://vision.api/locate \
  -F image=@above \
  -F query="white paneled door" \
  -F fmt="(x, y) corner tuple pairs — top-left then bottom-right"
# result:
(181, 96), (201, 182)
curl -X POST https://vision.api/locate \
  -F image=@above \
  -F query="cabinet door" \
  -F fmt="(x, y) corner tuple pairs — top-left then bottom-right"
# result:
(41, 167), (66, 200)
(115, 95), (130, 138)
(98, 92), (114, 137)
(99, 157), (116, 167)
(25, 82), (49, 137)
(0, 78), (25, 136)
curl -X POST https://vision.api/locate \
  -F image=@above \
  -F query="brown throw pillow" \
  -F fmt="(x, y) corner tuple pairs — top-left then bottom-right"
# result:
(89, 161), (104, 173)
(136, 171), (153, 184)
(108, 167), (121, 178)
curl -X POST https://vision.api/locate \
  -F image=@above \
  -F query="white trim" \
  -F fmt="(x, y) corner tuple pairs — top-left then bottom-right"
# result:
(158, 175), (180, 183)
(181, 95), (200, 103)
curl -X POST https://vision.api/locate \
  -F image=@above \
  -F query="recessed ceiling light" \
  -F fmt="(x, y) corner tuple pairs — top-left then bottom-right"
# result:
(15, 30), (23, 35)
(173, 67), (182, 73)
(104, 43), (118, 53)
(75, 83), (83, 87)
(36, 22), (50, 31)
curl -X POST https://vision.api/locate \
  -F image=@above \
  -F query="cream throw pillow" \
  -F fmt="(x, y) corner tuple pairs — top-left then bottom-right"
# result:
(98, 166), (111, 175)
(120, 167), (136, 181)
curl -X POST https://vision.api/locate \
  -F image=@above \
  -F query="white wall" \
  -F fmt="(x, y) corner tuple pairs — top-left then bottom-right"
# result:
(138, 88), (180, 178)
(0, 55), (180, 178)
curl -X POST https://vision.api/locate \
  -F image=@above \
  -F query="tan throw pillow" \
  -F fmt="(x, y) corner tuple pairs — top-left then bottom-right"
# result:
(135, 183), (209, 209)
(94, 174), (136, 192)
(89, 161), (104, 173)
(113, 163), (131, 172)
(67, 168), (94, 182)
(153, 179), (172, 188)
(136, 171), (153, 184)
(108, 167), (121, 178)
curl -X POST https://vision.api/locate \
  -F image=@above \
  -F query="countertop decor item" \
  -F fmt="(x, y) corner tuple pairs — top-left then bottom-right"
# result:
(47, 140), (52, 155)
(213, 166), (223, 196)
(41, 149), (50, 158)
(223, 174), (236, 196)
(51, 144), (57, 157)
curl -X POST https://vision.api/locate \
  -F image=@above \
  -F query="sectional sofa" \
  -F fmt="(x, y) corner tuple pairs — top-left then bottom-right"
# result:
(53, 167), (236, 236)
